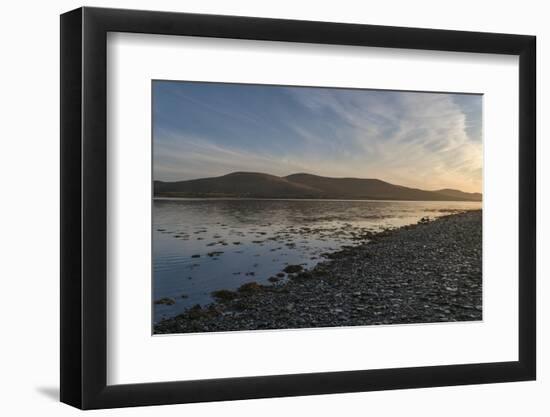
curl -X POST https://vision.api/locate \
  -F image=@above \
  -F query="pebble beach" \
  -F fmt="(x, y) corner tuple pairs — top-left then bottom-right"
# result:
(154, 210), (482, 334)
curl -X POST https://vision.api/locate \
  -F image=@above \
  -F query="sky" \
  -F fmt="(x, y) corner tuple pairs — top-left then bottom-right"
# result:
(153, 81), (482, 193)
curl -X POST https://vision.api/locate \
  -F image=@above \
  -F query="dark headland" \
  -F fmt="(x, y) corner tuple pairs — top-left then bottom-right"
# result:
(154, 172), (482, 201)
(154, 210), (482, 334)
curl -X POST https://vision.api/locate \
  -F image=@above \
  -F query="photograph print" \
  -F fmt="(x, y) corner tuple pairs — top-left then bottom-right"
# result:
(152, 81), (483, 335)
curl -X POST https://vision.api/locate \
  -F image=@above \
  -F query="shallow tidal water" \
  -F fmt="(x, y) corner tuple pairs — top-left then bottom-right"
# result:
(153, 198), (481, 323)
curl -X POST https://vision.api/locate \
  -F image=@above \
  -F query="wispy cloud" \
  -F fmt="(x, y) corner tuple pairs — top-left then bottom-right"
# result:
(153, 82), (482, 192)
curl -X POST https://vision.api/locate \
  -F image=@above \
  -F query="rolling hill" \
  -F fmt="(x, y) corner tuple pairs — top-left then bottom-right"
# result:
(154, 172), (482, 201)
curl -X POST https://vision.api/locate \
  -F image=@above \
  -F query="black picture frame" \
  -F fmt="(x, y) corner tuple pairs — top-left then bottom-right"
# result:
(60, 6), (536, 410)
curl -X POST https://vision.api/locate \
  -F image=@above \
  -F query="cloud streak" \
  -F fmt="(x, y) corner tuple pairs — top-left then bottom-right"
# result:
(153, 82), (482, 192)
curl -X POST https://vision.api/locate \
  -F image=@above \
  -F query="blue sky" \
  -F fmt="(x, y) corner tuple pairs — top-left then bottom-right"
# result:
(153, 81), (482, 193)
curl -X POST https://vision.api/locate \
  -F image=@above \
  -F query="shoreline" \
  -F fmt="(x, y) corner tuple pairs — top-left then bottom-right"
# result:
(154, 196), (482, 203)
(154, 210), (482, 334)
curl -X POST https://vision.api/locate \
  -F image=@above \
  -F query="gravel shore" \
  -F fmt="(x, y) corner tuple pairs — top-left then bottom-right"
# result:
(154, 210), (482, 334)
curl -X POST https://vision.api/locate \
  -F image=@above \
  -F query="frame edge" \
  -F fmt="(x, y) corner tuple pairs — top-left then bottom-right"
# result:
(60, 7), (84, 409)
(518, 34), (536, 380)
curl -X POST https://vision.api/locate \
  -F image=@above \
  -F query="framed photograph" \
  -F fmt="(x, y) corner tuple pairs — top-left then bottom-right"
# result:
(60, 7), (536, 409)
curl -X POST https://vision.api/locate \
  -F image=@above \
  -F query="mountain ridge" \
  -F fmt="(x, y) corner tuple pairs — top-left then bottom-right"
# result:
(154, 172), (482, 201)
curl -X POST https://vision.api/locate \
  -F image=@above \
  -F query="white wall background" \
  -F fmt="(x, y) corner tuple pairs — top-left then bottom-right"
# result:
(0, 0), (546, 415)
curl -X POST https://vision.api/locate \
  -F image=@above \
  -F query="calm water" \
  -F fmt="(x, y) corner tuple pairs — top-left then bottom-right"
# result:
(153, 199), (481, 322)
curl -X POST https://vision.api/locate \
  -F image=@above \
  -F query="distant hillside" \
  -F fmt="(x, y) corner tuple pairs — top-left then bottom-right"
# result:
(154, 172), (323, 199)
(433, 188), (483, 202)
(154, 172), (482, 201)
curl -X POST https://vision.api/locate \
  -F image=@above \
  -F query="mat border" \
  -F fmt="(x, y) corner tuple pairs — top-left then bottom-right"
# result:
(60, 7), (536, 409)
